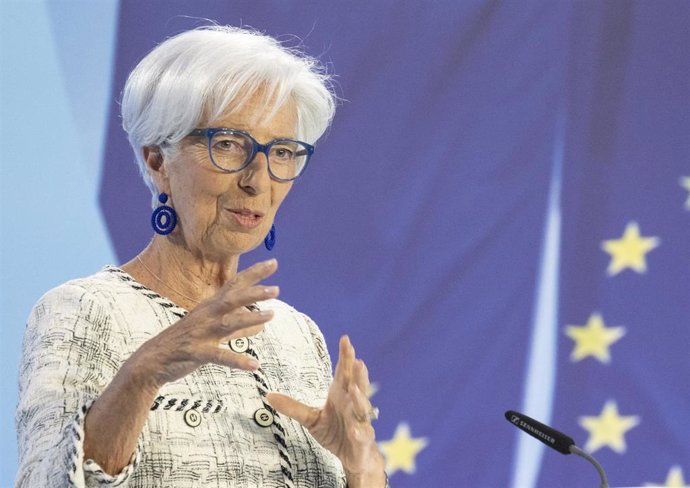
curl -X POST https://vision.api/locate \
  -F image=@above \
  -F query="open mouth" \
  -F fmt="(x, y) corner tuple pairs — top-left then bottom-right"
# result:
(226, 208), (265, 229)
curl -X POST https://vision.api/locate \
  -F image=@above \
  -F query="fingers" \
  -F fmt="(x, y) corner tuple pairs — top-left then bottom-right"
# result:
(200, 345), (260, 371)
(210, 307), (274, 338)
(334, 337), (376, 423)
(353, 359), (370, 398)
(204, 260), (279, 317)
(221, 308), (272, 328)
(350, 383), (373, 423)
(140, 260), (280, 386)
(265, 392), (321, 429)
(334, 335), (356, 391)
(222, 324), (265, 342)
(211, 284), (280, 316)
(224, 259), (278, 292)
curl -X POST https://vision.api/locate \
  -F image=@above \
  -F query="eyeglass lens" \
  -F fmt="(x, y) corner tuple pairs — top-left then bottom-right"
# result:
(210, 131), (308, 180)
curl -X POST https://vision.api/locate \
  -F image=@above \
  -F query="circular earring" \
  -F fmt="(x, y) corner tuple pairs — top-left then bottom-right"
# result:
(151, 193), (177, 235)
(264, 224), (276, 251)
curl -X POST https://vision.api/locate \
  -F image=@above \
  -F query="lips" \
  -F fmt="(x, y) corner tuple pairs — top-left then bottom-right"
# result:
(225, 208), (265, 229)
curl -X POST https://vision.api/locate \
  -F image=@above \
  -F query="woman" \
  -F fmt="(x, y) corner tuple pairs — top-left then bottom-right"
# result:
(16, 26), (386, 488)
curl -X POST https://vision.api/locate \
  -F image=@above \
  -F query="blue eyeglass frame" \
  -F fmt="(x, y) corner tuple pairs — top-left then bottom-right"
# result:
(187, 128), (314, 182)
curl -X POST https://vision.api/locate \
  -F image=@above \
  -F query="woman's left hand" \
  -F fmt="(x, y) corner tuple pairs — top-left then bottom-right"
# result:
(266, 336), (386, 488)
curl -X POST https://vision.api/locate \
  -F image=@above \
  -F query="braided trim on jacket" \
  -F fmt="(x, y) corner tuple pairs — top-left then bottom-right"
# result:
(64, 399), (142, 487)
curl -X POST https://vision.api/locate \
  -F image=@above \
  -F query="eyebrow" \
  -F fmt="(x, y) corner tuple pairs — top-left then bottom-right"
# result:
(214, 126), (298, 140)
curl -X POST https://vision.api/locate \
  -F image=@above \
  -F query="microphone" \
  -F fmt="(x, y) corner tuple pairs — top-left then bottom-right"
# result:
(505, 410), (574, 454)
(505, 410), (609, 488)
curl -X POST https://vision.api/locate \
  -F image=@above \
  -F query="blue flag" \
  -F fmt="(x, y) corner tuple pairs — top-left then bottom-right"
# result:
(102, 2), (690, 486)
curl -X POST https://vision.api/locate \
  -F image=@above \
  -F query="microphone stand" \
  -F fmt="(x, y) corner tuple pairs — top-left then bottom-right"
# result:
(569, 445), (608, 488)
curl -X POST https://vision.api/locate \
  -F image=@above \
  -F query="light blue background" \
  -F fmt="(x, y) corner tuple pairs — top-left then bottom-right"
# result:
(1, 1), (119, 484)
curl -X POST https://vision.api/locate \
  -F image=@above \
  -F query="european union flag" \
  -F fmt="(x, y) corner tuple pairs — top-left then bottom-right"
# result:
(102, 2), (690, 486)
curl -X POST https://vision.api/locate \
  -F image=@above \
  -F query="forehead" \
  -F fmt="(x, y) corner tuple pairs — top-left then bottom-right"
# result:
(206, 91), (298, 138)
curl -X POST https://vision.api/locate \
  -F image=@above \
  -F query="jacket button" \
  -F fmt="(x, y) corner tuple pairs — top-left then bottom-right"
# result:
(254, 408), (274, 427)
(229, 337), (249, 353)
(184, 409), (202, 428)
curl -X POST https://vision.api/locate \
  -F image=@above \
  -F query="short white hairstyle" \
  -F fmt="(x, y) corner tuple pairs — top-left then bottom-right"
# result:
(121, 25), (337, 197)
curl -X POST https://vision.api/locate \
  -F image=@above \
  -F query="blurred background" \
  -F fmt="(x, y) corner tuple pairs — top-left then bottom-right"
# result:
(1, 1), (688, 487)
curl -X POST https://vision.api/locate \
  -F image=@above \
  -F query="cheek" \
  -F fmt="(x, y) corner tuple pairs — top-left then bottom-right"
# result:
(271, 182), (293, 211)
(174, 178), (226, 228)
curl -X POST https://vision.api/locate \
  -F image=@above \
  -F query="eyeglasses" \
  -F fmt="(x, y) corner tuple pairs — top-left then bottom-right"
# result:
(187, 128), (314, 182)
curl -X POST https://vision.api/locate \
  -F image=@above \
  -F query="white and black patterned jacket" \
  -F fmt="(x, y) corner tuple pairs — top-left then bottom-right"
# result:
(16, 266), (346, 488)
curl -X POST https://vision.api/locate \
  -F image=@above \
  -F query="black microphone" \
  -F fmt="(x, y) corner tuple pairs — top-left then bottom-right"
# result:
(505, 410), (575, 454)
(505, 410), (609, 488)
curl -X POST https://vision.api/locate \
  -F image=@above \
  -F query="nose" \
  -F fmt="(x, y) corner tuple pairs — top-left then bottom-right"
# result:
(238, 150), (271, 196)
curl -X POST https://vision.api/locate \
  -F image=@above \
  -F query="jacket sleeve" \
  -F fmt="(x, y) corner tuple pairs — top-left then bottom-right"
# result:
(301, 312), (335, 387)
(15, 283), (141, 488)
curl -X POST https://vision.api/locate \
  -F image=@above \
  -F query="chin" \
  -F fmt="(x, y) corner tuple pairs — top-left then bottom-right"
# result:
(220, 233), (266, 256)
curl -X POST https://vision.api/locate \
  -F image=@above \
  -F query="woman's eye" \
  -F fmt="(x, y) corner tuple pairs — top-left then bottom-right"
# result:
(214, 139), (244, 152)
(272, 146), (295, 160)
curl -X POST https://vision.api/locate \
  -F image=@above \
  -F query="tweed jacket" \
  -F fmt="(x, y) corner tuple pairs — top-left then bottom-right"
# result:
(16, 266), (346, 488)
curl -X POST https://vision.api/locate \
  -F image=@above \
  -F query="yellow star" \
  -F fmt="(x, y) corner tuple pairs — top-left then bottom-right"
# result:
(378, 423), (428, 475)
(681, 176), (690, 210)
(565, 313), (626, 363)
(601, 221), (660, 276)
(579, 400), (640, 454)
(661, 465), (686, 487)
(646, 465), (687, 487)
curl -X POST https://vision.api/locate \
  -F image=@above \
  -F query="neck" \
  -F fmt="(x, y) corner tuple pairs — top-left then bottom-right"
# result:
(123, 236), (240, 310)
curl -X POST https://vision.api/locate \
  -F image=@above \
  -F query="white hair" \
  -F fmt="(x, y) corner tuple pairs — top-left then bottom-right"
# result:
(121, 25), (337, 197)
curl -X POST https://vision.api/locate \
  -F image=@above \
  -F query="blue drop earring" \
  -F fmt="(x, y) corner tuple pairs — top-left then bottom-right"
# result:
(264, 224), (276, 250)
(151, 193), (177, 235)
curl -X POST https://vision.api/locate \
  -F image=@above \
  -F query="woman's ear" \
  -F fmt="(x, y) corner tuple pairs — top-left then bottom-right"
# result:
(143, 146), (169, 193)
(143, 146), (165, 173)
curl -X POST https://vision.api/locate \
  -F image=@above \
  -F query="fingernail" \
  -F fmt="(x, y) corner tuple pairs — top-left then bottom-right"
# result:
(264, 286), (279, 296)
(247, 358), (260, 370)
(263, 258), (277, 268)
(258, 310), (274, 317)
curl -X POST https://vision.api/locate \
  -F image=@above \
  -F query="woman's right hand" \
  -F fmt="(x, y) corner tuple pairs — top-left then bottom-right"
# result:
(129, 258), (279, 391)
(83, 259), (279, 475)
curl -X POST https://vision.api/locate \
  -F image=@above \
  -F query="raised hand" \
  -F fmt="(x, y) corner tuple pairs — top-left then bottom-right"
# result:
(132, 258), (279, 390)
(266, 336), (387, 487)
(85, 259), (281, 475)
